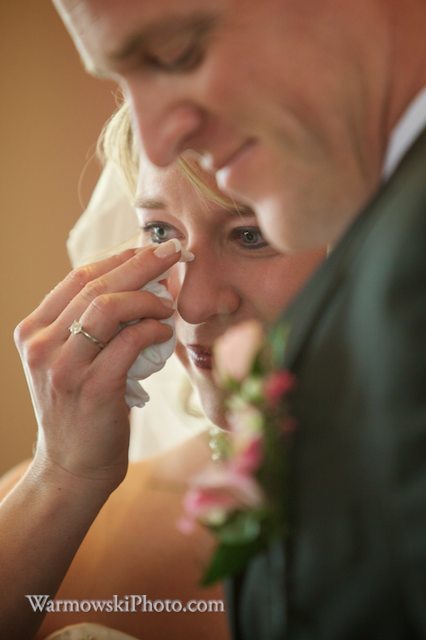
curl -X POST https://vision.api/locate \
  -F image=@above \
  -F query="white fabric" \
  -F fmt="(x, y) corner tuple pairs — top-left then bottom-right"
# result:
(67, 162), (208, 459)
(67, 162), (140, 266)
(383, 87), (426, 179)
(128, 355), (211, 462)
(124, 278), (176, 409)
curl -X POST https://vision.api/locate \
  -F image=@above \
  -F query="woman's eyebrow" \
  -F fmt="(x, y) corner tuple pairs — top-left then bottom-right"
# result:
(133, 198), (165, 210)
(228, 206), (256, 218)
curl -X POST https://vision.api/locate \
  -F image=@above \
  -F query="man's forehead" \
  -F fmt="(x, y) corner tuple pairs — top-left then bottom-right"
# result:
(54, 0), (220, 29)
(54, 0), (150, 35)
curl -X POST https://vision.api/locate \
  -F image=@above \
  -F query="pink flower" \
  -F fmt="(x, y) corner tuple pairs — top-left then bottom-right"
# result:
(213, 320), (264, 383)
(264, 370), (296, 406)
(230, 435), (264, 476)
(180, 464), (265, 531)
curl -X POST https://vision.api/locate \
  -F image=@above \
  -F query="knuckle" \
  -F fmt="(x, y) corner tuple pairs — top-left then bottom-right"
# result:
(81, 277), (108, 304)
(13, 317), (34, 346)
(90, 293), (115, 315)
(23, 334), (50, 368)
(67, 264), (95, 289)
(47, 363), (67, 391)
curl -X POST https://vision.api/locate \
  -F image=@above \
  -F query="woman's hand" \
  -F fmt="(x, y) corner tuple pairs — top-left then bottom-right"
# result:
(14, 239), (183, 494)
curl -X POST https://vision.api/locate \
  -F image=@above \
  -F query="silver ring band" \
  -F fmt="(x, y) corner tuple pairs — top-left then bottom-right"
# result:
(69, 320), (106, 350)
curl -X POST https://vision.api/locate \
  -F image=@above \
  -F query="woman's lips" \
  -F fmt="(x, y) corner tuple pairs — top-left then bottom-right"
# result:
(186, 345), (213, 370)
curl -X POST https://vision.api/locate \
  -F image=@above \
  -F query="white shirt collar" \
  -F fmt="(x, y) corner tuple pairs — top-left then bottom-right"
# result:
(382, 87), (426, 179)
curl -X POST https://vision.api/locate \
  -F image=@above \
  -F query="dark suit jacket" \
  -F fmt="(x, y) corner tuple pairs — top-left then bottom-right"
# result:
(227, 127), (426, 639)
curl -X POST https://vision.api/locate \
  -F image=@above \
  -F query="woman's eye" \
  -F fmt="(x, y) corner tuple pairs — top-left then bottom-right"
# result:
(141, 222), (175, 244)
(145, 43), (203, 73)
(231, 227), (269, 250)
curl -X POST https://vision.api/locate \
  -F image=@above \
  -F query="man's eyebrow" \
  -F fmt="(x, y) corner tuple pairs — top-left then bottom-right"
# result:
(133, 198), (166, 210)
(106, 13), (218, 63)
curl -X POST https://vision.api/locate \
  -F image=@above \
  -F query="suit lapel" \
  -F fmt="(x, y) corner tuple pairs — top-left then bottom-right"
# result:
(282, 124), (426, 371)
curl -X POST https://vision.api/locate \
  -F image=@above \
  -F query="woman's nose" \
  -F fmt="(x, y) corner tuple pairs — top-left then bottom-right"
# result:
(126, 82), (205, 167)
(175, 254), (240, 325)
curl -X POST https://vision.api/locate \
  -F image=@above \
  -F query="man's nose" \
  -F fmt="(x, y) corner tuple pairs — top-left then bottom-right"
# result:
(176, 254), (240, 326)
(126, 82), (205, 166)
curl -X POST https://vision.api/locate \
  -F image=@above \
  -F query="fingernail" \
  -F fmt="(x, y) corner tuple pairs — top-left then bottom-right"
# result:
(161, 297), (175, 309)
(180, 249), (195, 263)
(154, 239), (181, 258)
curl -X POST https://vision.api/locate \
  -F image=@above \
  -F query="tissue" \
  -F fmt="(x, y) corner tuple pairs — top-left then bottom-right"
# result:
(124, 278), (176, 408)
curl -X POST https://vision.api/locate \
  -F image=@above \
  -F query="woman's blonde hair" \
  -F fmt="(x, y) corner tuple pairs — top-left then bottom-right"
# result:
(97, 99), (139, 195)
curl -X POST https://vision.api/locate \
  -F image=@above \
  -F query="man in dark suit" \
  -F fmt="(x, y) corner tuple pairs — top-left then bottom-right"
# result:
(227, 123), (426, 639)
(55, 0), (426, 637)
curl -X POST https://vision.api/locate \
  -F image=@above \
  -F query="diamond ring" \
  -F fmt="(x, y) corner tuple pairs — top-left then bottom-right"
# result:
(69, 320), (106, 350)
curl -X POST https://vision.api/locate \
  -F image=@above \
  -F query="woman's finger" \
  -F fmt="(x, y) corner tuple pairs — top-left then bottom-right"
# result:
(27, 248), (140, 328)
(53, 240), (184, 338)
(62, 290), (175, 362)
(26, 239), (185, 335)
(88, 319), (174, 389)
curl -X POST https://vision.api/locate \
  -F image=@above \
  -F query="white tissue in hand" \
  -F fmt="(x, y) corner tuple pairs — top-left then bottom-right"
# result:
(124, 279), (176, 409)
(125, 379), (150, 408)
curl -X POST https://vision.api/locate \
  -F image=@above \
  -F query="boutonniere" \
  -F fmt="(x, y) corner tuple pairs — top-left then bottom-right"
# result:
(179, 320), (296, 585)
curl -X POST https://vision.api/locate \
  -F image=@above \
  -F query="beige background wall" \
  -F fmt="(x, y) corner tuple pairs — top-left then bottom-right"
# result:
(0, 3), (117, 474)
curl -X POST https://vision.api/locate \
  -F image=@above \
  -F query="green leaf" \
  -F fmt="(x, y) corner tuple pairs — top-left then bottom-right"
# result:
(241, 377), (263, 404)
(267, 323), (290, 368)
(214, 511), (261, 544)
(201, 539), (263, 586)
(224, 376), (242, 393)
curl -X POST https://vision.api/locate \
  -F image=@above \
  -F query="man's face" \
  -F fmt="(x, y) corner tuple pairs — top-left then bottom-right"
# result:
(54, 0), (382, 251)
